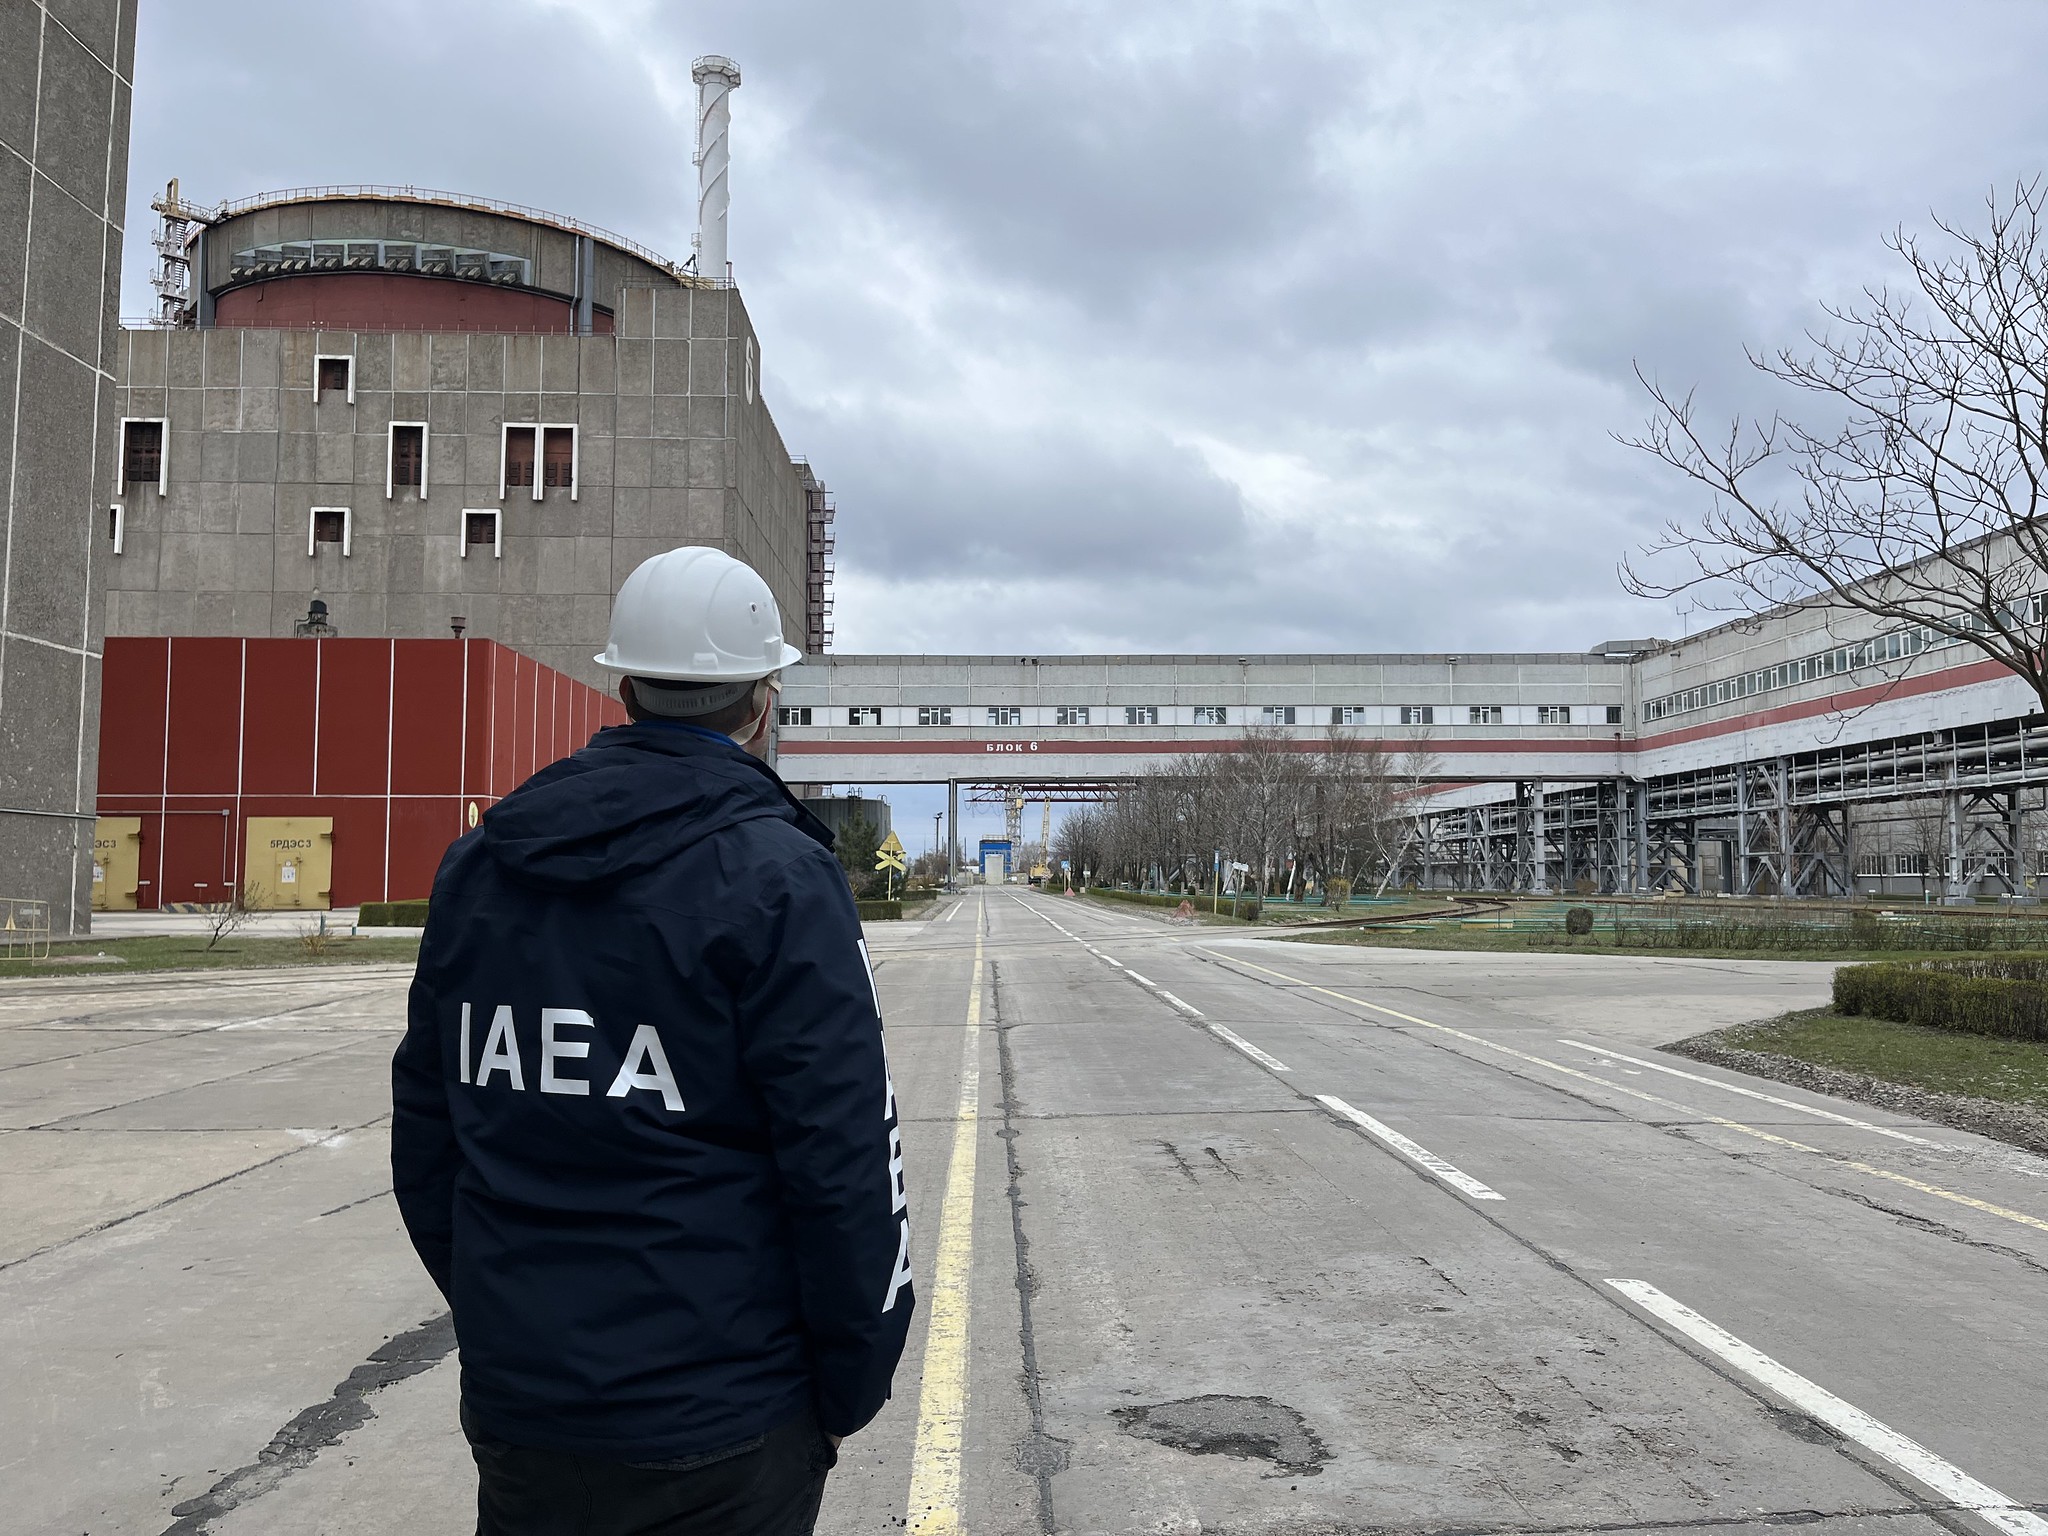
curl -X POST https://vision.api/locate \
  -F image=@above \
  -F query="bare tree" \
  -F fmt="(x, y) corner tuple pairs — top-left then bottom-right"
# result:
(1622, 182), (2048, 716)
(202, 881), (265, 951)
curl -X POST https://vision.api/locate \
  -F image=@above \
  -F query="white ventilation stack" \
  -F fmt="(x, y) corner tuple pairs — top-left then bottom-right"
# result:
(691, 55), (741, 282)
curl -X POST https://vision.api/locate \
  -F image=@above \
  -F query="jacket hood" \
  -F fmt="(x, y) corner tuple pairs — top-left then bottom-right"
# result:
(480, 724), (834, 892)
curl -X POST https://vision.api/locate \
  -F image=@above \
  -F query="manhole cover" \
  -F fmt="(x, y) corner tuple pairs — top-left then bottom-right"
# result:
(1113, 1395), (1329, 1477)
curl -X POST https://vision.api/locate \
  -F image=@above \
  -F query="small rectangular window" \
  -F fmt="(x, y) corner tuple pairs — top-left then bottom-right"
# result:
(777, 706), (813, 727)
(462, 510), (501, 558)
(503, 426), (537, 497)
(541, 426), (576, 498)
(1399, 705), (1433, 725)
(1123, 705), (1158, 725)
(987, 706), (1021, 726)
(107, 505), (123, 554)
(309, 506), (350, 556)
(1332, 706), (1370, 726)
(1194, 705), (1228, 725)
(917, 706), (953, 726)
(847, 707), (881, 726)
(1537, 705), (1572, 724)
(121, 419), (165, 490)
(1467, 705), (1502, 725)
(1605, 705), (1623, 725)
(389, 423), (426, 496)
(1259, 705), (1296, 726)
(1055, 706), (1090, 725)
(316, 355), (353, 402)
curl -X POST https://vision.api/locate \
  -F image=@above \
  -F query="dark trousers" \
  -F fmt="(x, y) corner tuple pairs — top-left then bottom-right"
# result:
(464, 1404), (836, 1536)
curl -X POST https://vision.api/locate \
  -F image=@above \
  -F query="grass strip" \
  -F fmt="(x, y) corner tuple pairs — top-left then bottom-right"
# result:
(1671, 1006), (2048, 1156)
(1277, 927), (1971, 962)
(0, 934), (422, 980)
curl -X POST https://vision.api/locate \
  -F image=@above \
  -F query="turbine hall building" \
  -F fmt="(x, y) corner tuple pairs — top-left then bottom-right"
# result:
(106, 184), (834, 687)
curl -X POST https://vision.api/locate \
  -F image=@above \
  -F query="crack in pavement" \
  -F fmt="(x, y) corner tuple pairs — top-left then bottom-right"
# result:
(991, 958), (1065, 1533)
(158, 1312), (457, 1534)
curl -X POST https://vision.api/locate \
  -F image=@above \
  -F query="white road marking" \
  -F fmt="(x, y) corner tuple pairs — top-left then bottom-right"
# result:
(1607, 1280), (2047, 1536)
(1126, 970), (1155, 986)
(945, 902), (961, 922)
(1558, 1039), (1949, 1148)
(1157, 990), (1203, 1018)
(1209, 1024), (1290, 1071)
(1316, 1095), (1504, 1200)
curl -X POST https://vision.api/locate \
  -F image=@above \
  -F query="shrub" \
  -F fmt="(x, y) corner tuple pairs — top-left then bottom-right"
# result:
(1834, 954), (2048, 1041)
(359, 899), (431, 927)
(1564, 906), (1595, 937)
(855, 899), (904, 921)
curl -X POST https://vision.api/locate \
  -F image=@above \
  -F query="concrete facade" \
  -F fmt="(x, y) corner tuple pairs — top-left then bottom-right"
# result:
(109, 195), (817, 687)
(1, 1), (136, 935)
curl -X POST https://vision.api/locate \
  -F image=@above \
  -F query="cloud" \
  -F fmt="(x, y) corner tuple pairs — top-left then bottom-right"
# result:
(125, 0), (2048, 657)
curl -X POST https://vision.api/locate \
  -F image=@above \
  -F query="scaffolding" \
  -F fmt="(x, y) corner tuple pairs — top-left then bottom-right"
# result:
(795, 461), (835, 654)
(147, 179), (211, 328)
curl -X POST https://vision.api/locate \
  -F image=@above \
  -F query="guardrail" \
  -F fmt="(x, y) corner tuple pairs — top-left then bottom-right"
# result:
(0, 897), (52, 960)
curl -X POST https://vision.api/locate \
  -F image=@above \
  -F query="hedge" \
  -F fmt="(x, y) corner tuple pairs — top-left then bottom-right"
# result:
(1833, 954), (2048, 1042)
(1086, 886), (1261, 922)
(359, 899), (431, 927)
(855, 899), (904, 921)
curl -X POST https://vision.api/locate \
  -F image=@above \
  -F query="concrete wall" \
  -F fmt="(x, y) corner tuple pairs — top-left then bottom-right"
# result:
(110, 284), (813, 687)
(0, 1), (136, 935)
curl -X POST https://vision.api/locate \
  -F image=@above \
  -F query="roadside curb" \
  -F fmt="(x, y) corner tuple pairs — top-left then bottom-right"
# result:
(1667, 1030), (2048, 1160)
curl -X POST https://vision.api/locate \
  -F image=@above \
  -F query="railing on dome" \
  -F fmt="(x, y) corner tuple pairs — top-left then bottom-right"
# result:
(203, 185), (721, 286)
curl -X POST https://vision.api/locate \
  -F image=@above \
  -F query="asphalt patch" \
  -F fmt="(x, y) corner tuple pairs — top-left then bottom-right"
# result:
(1113, 1394), (1330, 1477)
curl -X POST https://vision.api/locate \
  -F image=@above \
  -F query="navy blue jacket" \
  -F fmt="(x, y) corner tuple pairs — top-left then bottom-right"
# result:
(391, 722), (914, 1460)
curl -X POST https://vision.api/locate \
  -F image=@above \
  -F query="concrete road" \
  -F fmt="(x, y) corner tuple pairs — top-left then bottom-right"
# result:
(4, 896), (2045, 1535)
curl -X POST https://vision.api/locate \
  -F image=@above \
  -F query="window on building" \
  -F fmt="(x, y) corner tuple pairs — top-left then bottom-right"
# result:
(847, 707), (881, 726)
(1467, 705), (1503, 725)
(121, 419), (164, 491)
(918, 706), (953, 726)
(309, 507), (350, 556)
(389, 423), (426, 497)
(1855, 853), (1885, 877)
(1194, 705), (1228, 725)
(744, 335), (758, 404)
(503, 426), (537, 497)
(777, 706), (813, 727)
(987, 706), (1021, 726)
(462, 510), (501, 558)
(1259, 705), (1296, 725)
(1399, 705), (1433, 725)
(107, 505), (123, 555)
(1124, 705), (1159, 725)
(315, 355), (353, 402)
(1055, 706), (1090, 725)
(1606, 705), (1624, 725)
(1332, 706), (1370, 726)
(1537, 705), (1572, 724)
(541, 426), (577, 497)
(1894, 852), (1928, 876)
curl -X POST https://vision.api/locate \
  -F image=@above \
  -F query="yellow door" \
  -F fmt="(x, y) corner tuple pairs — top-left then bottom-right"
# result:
(91, 818), (142, 911)
(243, 817), (334, 910)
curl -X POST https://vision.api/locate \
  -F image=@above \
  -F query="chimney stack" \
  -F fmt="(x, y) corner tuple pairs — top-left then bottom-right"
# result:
(691, 56), (741, 282)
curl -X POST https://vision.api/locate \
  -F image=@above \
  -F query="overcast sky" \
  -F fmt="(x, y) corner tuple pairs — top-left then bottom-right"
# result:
(124, 1), (2048, 662)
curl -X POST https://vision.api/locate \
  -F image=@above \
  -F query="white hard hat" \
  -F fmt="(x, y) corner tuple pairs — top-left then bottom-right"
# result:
(594, 546), (804, 681)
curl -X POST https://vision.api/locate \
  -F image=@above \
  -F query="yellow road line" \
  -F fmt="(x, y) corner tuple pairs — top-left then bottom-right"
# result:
(907, 919), (984, 1534)
(1202, 948), (2048, 1239)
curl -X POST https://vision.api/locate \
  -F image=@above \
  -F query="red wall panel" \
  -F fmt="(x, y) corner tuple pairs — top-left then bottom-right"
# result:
(391, 641), (465, 795)
(164, 639), (244, 796)
(241, 641), (318, 794)
(315, 642), (394, 795)
(98, 638), (169, 797)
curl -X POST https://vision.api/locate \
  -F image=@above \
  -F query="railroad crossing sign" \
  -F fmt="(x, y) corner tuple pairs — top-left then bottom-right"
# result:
(875, 831), (907, 874)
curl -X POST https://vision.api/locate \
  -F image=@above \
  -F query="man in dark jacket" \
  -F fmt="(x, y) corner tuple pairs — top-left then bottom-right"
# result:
(393, 547), (914, 1535)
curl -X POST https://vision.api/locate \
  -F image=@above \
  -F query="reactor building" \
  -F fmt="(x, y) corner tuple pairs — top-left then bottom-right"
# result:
(105, 60), (832, 688)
